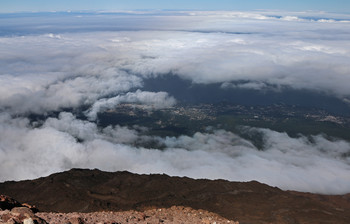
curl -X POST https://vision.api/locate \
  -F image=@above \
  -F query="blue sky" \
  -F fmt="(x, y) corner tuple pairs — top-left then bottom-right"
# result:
(0, 0), (350, 13)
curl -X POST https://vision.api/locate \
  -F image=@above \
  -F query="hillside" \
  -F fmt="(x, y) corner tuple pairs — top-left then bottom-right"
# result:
(1, 169), (350, 224)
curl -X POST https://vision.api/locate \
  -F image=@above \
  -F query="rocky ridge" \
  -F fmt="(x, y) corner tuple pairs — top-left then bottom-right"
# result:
(1, 169), (350, 224)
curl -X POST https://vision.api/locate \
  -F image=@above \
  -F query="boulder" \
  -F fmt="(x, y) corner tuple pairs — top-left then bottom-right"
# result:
(11, 207), (34, 218)
(22, 203), (39, 213)
(69, 215), (85, 224)
(23, 218), (35, 224)
(0, 207), (48, 223)
(0, 195), (47, 224)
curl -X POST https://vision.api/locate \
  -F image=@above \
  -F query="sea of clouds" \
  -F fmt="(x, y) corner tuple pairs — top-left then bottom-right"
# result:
(0, 11), (350, 194)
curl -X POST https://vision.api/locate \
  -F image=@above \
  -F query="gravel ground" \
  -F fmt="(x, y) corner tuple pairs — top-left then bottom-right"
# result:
(37, 206), (238, 224)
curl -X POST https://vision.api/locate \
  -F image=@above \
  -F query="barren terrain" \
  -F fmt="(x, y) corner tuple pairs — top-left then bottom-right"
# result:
(1, 169), (350, 224)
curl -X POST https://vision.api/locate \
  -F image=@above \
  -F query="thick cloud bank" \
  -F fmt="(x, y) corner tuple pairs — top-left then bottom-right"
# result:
(1, 11), (350, 111)
(0, 112), (349, 194)
(1, 11), (350, 194)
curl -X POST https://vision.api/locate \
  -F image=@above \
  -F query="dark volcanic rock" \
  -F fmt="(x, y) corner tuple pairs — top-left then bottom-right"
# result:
(0, 194), (39, 215)
(1, 169), (350, 224)
(0, 195), (22, 210)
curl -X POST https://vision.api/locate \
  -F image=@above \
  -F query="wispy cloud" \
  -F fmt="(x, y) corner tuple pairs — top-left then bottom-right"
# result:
(86, 90), (176, 120)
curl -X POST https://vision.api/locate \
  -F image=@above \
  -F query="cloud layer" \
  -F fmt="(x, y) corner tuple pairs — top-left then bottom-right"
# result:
(0, 112), (349, 194)
(1, 11), (350, 116)
(1, 11), (350, 194)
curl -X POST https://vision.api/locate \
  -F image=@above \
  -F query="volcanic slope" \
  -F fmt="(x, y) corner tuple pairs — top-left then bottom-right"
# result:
(1, 169), (350, 224)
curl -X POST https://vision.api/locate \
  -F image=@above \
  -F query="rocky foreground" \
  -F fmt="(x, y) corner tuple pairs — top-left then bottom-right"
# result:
(0, 195), (236, 224)
(1, 169), (350, 224)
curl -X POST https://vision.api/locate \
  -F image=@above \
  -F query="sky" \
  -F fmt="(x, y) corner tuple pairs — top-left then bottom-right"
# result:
(0, 0), (350, 13)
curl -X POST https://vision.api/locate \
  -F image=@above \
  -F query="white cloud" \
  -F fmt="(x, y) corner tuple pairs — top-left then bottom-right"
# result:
(0, 113), (350, 194)
(0, 34), (145, 114)
(1, 12), (350, 116)
(221, 81), (270, 90)
(86, 90), (176, 120)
